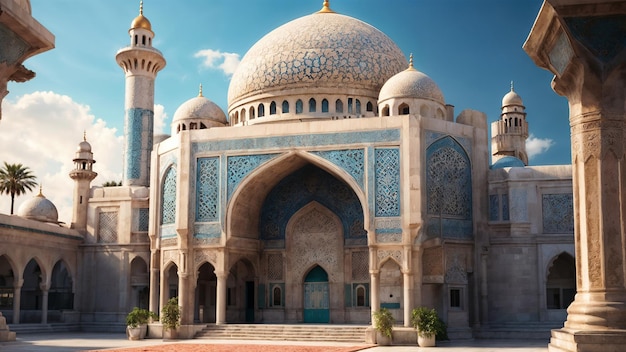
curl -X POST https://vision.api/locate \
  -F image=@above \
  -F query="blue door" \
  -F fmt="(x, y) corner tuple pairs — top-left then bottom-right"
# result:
(303, 266), (329, 323)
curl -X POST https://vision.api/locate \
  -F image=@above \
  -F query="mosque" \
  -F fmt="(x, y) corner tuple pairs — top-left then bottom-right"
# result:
(0, 0), (575, 341)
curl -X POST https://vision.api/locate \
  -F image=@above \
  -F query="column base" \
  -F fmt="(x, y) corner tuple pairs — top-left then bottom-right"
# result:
(548, 328), (626, 352)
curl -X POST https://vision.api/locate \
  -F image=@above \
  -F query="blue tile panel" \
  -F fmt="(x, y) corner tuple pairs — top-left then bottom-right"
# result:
(227, 154), (279, 199)
(425, 136), (473, 240)
(160, 166), (176, 225)
(374, 148), (400, 217)
(502, 194), (509, 221)
(310, 149), (365, 189)
(259, 164), (366, 246)
(489, 195), (499, 221)
(124, 107), (153, 182)
(138, 208), (149, 231)
(192, 129), (400, 154)
(542, 194), (574, 234)
(196, 157), (219, 222)
(194, 223), (222, 238)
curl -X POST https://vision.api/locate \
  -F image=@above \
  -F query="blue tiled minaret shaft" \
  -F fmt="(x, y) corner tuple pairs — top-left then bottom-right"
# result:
(115, 2), (166, 186)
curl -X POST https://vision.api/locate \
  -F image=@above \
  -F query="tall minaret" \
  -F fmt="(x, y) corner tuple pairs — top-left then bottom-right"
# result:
(491, 82), (529, 165)
(115, 1), (166, 186)
(69, 133), (97, 232)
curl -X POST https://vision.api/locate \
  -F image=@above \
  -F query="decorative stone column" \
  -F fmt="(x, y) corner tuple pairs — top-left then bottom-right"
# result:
(40, 284), (49, 324)
(369, 270), (380, 318)
(402, 271), (413, 327)
(12, 280), (22, 324)
(215, 271), (227, 325)
(524, 1), (626, 350)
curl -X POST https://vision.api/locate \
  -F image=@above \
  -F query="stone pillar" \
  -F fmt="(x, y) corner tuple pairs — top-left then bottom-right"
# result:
(178, 272), (191, 325)
(403, 271), (413, 327)
(149, 266), (160, 314)
(370, 270), (380, 318)
(215, 271), (227, 325)
(12, 281), (22, 325)
(524, 1), (626, 350)
(480, 249), (489, 326)
(40, 284), (49, 324)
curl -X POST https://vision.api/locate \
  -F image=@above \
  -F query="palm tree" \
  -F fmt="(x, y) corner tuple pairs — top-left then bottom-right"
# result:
(0, 162), (38, 214)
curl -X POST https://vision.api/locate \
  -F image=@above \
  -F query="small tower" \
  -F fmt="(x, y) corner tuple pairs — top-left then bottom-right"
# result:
(491, 82), (529, 165)
(69, 133), (97, 232)
(115, 1), (166, 186)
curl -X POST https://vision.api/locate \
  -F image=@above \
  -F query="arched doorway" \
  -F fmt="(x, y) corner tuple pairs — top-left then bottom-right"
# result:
(304, 265), (329, 323)
(227, 259), (256, 323)
(0, 255), (15, 322)
(165, 265), (179, 300)
(195, 262), (216, 323)
(130, 257), (149, 310)
(49, 260), (73, 321)
(546, 253), (575, 312)
(21, 259), (43, 323)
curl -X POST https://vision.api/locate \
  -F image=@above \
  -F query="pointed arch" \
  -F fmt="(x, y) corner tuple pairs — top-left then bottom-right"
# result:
(161, 166), (177, 225)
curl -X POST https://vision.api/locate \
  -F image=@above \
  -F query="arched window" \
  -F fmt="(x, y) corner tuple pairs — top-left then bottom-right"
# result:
(241, 109), (246, 121)
(161, 167), (177, 225)
(142, 35), (146, 45)
(348, 98), (353, 114)
(335, 99), (343, 113)
(134, 35), (138, 45)
(250, 106), (255, 120)
(282, 101), (289, 114)
(270, 101), (277, 115)
(366, 101), (373, 112)
(356, 99), (361, 114)
(399, 103), (409, 115)
(382, 105), (390, 116)
(356, 285), (366, 307)
(309, 98), (316, 113)
(273, 285), (282, 306)
(258, 104), (265, 117)
(322, 99), (329, 113)
(296, 99), (303, 114)
(234, 111), (239, 125)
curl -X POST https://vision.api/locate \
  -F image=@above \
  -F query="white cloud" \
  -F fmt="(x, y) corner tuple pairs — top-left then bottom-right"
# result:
(194, 49), (241, 75)
(154, 103), (168, 135)
(0, 91), (123, 224)
(526, 133), (554, 160)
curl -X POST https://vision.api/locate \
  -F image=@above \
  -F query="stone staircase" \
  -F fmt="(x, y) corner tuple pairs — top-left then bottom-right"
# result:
(474, 322), (562, 340)
(195, 324), (369, 343)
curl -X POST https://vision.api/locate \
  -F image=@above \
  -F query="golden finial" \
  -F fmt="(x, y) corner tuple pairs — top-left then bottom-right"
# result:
(139, 1), (144, 15)
(317, 0), (335, 13)
(37, 184), (43, 197)
(407, 53), (416, 71)
(198, 84), (203, 97)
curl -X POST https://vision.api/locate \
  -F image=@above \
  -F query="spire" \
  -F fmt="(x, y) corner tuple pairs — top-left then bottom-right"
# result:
(198, 83), (203, 97)
(139, 0), (143, 15)
(510, 80), (514, 91)
(407, 53), (416, 71)
(37, 184), (43, 197)
(317, 0), (335, 13)
(83, 130), (87, 141)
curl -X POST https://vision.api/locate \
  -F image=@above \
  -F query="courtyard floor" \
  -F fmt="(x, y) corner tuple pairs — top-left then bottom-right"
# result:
(0, 332), (550, 352)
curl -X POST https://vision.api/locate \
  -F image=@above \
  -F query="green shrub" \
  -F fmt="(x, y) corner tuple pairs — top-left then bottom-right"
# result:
(410, 306), (447, 339)
(373, 307), (394, 338)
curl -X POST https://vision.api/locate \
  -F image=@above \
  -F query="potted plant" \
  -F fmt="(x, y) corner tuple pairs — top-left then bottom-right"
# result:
(372, 307), (394, 345)
(126, 307), (157, 340)
(410, 306), (446, 347)
(161, 297), (181, 340)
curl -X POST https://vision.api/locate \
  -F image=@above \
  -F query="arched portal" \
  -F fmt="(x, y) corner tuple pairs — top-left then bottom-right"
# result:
(165, 265), (179, 300)
(226, 259), (256, 323)
(0, 255), (15, 321)
(303, 265), (329, 323)
(196, 262), (216, 323)
(20, 259), (43, 323)
(130, 257), (149, 310)
(546, 253), (576, 310)
(49, 261), (73, 314)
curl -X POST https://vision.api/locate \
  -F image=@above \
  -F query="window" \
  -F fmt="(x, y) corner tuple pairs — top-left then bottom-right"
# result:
(348, 98), (353, 114)
(450, 288), (462, 308)
(272, 286), (282, 307)
(258, 104), (265, 117)
(250, 106), (255, 120)
(356, 286), (366, 307)
(335, 99), (343, 113)
(382, 105), (390, 116)
(322, 99), (329, 113)
(356, 99), (361, 114)
(282, 101), (289, 113)
(270, 101), (277, 115)
(296, 99), (303, 114)
(399, 103), (409, 115)
(309, 98), (316, 113)
(366, 101), (374, 112)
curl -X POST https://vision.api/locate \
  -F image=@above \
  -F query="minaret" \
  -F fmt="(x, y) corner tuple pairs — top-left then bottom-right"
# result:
(69, 133), (97, 232)
(491, 82), (529, 165)
(115, 1), (166, 186)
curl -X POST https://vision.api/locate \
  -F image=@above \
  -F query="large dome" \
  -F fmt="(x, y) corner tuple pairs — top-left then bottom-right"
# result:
(228, 8), (407, 111)
(17, 190), (59, 223)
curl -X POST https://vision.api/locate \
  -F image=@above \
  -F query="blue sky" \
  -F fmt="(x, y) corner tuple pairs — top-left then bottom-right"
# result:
(0, 0), (570, 222)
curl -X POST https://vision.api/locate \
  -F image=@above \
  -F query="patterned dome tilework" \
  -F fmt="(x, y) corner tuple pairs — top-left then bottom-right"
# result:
(379, 68), (445, 104)
(228, 12), (407, 106)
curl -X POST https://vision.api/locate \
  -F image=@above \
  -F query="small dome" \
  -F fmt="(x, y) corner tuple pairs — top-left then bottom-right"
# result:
(502, 84), (523, 107)
(173, 95), (227, 125)
(130, 2), (152, 31)
(77, 140), (92, 153)
(491, 156), (526, 169)
(17, 190), (59, 223)
(378, 62), (445, 104)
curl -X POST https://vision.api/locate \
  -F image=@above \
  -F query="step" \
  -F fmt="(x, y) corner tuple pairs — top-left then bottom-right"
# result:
(195, 324), (368, 343)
